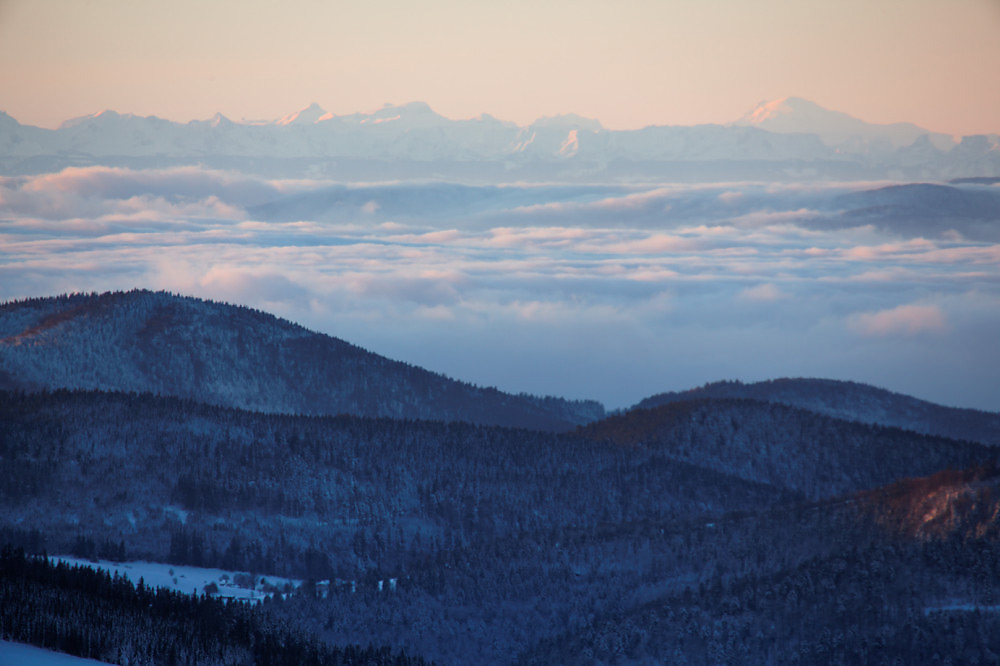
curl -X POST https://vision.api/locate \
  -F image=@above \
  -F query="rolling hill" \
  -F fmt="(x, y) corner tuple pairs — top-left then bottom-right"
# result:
(582, 398), (994, 499)
(0, 290), (603, 431)
(635, 378), (1000, 446)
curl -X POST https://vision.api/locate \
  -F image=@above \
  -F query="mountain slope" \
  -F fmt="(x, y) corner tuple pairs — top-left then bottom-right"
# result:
(635, 378), (1000, 446)
(520, 460), (1000, 665)
(857, 463), (1000, 541)
(580, 398), (993, 499)
(3, 388), (994, 664)
(0, 290), (602, 430)
(0, 388), (790, 559)
(0, 388), (793, 662)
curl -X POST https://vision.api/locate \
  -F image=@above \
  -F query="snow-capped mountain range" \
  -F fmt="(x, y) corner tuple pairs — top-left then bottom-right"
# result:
(1, 98), (998, 181)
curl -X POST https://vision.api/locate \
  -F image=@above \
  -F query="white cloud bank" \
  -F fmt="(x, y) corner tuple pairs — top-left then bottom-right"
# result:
(2, 167), (998, 411)
(849, 304), (948, 337)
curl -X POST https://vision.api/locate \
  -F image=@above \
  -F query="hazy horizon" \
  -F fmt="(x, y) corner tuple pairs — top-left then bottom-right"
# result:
(0, 94), (989, 138)
(2, 1), (999, 135)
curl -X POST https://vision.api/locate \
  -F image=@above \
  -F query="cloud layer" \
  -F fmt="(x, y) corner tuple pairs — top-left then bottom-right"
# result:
(2, 167), (998, 411)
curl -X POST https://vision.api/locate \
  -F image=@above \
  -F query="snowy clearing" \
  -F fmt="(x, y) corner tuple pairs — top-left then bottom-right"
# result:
(50, 556), (301, 603)
(0, 640), (113, 666)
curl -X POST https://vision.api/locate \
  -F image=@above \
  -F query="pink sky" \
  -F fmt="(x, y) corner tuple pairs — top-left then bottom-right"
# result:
(1, 0), (998, 134)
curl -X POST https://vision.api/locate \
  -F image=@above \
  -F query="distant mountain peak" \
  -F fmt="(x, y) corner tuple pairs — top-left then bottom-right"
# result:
(734, 97), (945, 148)
(276, 103), (328, 126)
(399, 100), (434, 112)
(736, 97), (865, 130)
(340, 101), (447, 128)
(377, 101), (438, 118)
(57, 109), (170, 130)
(59, 109), (122, 129)
(740, 97), (821, 124)
(208, 112), (232, 128)
(531, 113), (603, 132)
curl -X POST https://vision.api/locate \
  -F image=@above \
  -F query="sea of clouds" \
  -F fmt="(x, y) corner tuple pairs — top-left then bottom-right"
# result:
(2, 166), (998, 411)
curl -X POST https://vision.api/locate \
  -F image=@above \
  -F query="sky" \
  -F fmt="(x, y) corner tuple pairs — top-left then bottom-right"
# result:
(1, 0), (999, 134)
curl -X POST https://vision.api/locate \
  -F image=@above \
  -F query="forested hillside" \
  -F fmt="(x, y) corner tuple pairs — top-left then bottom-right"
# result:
(635, 378), (1000, 446)
(0, 290), (603, 431)
(521, 538), (1000, 665)
(0, 547), (427, 666)
(580, 399), (994, 499)
(522, 465), (1000, 664)
(3, 388), (997, 663)
(0, 390), (790, 575)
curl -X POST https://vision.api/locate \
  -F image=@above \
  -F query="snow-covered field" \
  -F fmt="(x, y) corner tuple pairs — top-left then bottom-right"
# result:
(50, 556), (301, 603)
(0, 640), (113, 666)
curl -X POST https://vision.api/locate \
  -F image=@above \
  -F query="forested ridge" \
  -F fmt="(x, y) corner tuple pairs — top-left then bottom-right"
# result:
(636, 378), (1000, 446)
(0, 389), (793, 577)
(0, 290), (603, 430)
(579, 399), (994, 499)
